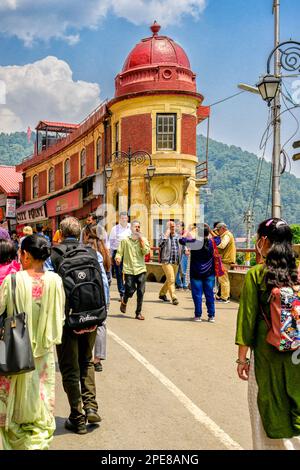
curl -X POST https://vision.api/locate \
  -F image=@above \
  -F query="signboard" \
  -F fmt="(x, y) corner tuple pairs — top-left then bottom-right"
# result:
(0, 194), (7, 207)
(46, 189), (83, 217)
(16, 203), (46, 224)
(6, 199), (16, 218)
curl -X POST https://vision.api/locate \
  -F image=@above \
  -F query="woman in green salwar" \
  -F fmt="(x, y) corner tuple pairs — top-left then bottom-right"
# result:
(236, 218), (300, 450)
(0, 235), (65, 450)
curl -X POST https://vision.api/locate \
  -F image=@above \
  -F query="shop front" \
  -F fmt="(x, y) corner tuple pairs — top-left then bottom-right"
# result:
(46, 189), (83, 236)
(16, 200), (49, 236)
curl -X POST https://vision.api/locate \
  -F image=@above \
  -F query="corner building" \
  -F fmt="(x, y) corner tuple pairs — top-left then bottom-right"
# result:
(16, 23), (209, 244)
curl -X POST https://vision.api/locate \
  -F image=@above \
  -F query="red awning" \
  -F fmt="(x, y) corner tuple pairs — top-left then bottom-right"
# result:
(16, 200), (46, 213)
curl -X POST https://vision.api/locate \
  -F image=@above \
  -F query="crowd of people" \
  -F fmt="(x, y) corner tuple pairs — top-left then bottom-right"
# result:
(0, 213), (299, 450)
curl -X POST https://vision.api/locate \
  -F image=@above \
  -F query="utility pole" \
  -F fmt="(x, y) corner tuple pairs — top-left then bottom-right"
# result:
(272, 0), (281, 218)
(244, 209), (253, 266)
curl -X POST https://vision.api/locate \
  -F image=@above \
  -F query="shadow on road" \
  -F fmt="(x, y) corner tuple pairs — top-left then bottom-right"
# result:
(54, 416), (100, 436)
(154, 316), (194, 322)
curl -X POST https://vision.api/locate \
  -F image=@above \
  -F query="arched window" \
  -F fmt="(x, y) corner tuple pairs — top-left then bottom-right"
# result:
(48, 167), (55, 193)
(80, 148), (86, 178)
(33, 174), (39, 198)
(96, 137), (102, 170)
(64, 158), (70, 186)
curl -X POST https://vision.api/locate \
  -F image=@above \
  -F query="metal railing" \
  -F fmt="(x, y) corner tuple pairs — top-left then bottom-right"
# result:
(20, 99), (109, 166)
(195, 160), (208, 180)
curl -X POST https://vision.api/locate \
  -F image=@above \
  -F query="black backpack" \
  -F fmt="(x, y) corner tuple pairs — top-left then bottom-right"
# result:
(52, 244), (107, 330)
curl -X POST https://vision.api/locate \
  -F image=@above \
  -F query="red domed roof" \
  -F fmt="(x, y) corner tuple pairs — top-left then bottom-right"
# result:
(115, 22), (198, 98)
(122, 24), (191, 72)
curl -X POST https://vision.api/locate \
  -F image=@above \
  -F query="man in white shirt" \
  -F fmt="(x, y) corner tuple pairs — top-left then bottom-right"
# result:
(109, 212), (131, 300)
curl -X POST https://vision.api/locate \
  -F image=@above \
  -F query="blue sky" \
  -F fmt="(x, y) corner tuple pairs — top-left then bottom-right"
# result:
(0, 0), (300, 176)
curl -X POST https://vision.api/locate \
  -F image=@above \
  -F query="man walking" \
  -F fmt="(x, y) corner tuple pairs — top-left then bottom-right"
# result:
(50, 216), (108, 434)
(158, 220), (180, 305)
(79, 213), (97, 242)
(214, 222), (236, 303)
(109, 212), (131, 301)
(116, 220), (150, 320)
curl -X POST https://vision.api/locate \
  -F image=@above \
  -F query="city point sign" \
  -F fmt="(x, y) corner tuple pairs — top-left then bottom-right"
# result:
(16, 204), (46, 224)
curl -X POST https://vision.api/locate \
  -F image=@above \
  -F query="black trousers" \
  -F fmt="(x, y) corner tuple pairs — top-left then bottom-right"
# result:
(123, 272), (147, 315)
(56, 327), (98, 424)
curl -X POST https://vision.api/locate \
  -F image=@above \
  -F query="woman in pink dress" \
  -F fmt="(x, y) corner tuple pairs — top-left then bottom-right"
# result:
(0, 239), (21, 286)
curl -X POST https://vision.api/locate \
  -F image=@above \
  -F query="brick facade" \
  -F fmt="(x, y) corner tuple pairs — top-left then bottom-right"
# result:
(25, 177), (31, 202)
(39, 170), (47, 197)
(70, 152), (79, 184)
(121, 114), (152, 154)
(86, 141), (95, 176)
(55, 161), (63, 191)
(181, 114), (196, 156)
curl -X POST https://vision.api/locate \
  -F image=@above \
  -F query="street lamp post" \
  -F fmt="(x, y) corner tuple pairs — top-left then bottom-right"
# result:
(104, 146), (155, 220)
(256, 38), (300, 218)
(238, 1), (300, 219)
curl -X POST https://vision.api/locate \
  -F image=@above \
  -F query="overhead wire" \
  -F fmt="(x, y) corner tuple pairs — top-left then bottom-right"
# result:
(248, 108), (272, 213)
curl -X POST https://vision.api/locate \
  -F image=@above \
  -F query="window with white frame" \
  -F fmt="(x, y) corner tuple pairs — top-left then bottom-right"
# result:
(156, 114), (176, 151)
(80, 148), (86, 178)
(33, 174), (39, 198)
(49, 167), (55, 193)
(96, 137), (102, 170)
(64, 158), (70, 186)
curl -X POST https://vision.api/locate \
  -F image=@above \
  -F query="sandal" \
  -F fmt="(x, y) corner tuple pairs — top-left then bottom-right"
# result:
(135, 314), (145, 320)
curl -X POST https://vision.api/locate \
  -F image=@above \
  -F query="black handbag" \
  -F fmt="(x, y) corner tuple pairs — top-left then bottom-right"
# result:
(0, 273), (35, 376)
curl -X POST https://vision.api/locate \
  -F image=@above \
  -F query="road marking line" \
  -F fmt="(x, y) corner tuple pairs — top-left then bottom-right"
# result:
(108, 329), (243, 450)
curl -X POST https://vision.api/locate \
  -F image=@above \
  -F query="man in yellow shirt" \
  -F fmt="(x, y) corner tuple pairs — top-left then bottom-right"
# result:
(115, 221), (150, 320)
(214, 222), (236, 303)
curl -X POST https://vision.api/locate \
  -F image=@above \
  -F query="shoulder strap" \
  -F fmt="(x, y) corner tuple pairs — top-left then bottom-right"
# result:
(10, 273), (17, 317)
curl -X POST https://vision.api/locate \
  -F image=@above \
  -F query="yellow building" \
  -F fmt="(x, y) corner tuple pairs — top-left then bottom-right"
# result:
(106, 22), (209, 244)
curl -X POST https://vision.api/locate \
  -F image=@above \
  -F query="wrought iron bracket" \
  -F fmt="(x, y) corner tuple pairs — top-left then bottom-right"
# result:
(266, 40), (300, 75)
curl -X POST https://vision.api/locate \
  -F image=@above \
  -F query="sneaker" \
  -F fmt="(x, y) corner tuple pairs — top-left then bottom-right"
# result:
(208, 317), (215, 323)
(159, 295), (169, 302)
(216, 298), (230, 304)
(85, 408), (102, 424)
(172, 298), (179, 305)
(94, 362), (103, 372)
(120, 301), (127, 313)
(194, 317), (202, 322)
(64, 418), (87, 434)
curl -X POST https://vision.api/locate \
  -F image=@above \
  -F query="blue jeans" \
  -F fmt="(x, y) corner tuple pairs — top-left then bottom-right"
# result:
(175, 253), (189, 288)
(113, 250), (125, 297)
(191, 275), (215, 318)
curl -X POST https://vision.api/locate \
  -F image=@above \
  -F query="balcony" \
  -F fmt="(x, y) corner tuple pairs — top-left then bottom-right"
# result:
(195, 160), (208, 186)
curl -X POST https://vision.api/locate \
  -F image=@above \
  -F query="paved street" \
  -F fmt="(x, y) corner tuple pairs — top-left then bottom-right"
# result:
(51, 281), (252, 450)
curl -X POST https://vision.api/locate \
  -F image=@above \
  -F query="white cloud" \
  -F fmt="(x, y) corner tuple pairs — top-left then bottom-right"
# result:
(0, 0), (206, 45)
(0, 56), (101, 132)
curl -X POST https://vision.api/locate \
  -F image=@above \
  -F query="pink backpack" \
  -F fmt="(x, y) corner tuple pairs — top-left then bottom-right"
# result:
(262, 285), (300, 352)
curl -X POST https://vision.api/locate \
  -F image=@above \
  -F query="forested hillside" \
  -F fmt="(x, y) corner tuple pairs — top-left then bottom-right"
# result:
(0, 131), (35, 165)
(0, 131), (299, 237)
(198, 135), (300, 236)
